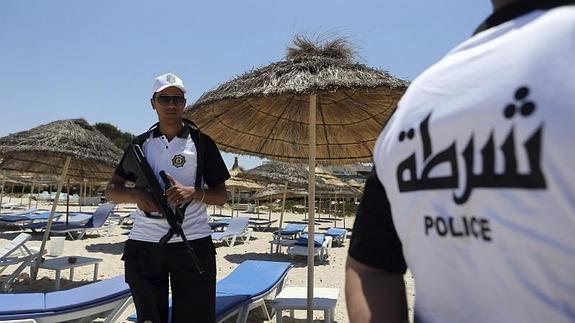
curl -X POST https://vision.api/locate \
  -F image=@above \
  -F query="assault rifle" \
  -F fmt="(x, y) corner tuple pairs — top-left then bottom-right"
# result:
(121, 144), (204, 274)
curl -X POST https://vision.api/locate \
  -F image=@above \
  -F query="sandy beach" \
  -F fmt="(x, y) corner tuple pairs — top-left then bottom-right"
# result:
(0, 201), (414, 323)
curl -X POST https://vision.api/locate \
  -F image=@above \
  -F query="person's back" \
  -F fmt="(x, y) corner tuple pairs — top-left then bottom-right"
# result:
(373, 4), (575, 322)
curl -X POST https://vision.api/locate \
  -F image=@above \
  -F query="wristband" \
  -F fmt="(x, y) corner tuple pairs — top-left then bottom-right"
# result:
(199, 189), (206, 204)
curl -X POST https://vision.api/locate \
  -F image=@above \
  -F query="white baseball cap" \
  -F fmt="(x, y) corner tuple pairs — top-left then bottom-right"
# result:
(152, 73), (187, 94)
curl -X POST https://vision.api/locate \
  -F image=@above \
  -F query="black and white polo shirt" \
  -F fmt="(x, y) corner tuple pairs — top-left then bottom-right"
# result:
(115, 123), (230, 243)
(350, 2), (575, 322)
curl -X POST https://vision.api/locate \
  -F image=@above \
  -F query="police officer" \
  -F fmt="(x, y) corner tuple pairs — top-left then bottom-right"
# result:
(346, 1), (575, 322)
(106, 73), (230, 323)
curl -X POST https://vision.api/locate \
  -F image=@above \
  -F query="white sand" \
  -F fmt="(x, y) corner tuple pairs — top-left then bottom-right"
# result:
(0, 201), (414, 322)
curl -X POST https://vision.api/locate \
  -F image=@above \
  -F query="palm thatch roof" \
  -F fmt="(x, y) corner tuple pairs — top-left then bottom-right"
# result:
(238, 161), (319, 189)
(316, 167), (362, 197)
(238, 160), (358, 196)
(228, 156), (244, 177)
(225, 156), (262, 191)
(345, 178), (365, 189)
(185, 35), (409, 165)
(250, 185), (308, 201)
(226, 177), (263, 191)
(0, 119), (123, 182)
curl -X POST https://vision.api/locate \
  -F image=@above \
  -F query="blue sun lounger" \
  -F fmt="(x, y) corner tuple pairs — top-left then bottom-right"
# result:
(0, 275), (131, 323)
(217, 260), (293, 322)
(128, 260), (293, 323)
(0, 211), (60, 225)
(324, 227), (348, 246)
(126, 293), (252, 323)
(22, 213), (92, 231)
(287, 233), (333, 263)
(23, 203), (116, 239)
(0, 208), (39, 217)
(273, 223), (307, 239)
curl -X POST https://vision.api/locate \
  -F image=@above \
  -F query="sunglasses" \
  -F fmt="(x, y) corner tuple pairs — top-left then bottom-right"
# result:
(155, 95), (186, 106)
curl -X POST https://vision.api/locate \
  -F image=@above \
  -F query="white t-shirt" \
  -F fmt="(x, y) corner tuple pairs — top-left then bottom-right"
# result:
(374, 5), (575, 323)
(115, 124), (230, 243)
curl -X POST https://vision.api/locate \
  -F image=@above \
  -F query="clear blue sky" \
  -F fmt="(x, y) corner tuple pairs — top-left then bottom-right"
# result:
(0, 0), (491, 169)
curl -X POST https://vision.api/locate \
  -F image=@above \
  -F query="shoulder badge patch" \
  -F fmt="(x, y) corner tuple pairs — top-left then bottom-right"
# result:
(172, 154), (186, 168)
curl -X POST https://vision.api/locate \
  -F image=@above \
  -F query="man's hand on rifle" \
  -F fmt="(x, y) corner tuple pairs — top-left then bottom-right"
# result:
(164, 173), (199, 206)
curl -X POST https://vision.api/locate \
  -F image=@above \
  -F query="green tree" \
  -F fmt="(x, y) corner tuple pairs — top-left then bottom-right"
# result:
(94, 122), (135, 149)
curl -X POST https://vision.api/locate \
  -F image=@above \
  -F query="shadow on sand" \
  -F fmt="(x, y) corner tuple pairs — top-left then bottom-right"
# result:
(85, 241), (125, 255)
(223, 252), (332, 268)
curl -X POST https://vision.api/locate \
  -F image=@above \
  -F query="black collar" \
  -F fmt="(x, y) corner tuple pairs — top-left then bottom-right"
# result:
(151, 123), (191, 139)
(474, 0), (574, 35)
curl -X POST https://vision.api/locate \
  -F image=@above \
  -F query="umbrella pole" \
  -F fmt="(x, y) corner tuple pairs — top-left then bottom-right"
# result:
(276, 180), (289, 253)
(20, 185), (25, 205)
(341, 197), (347, 229)
(66, 178), (71, 225)
(9, 183), (14, 202)
(79, 180), (85, 213)
(28, 179), (36, 209)
(307, 93), (317, 322)
(268, 196), (272, 222)
(32, 156), (71, 280)
(333, 197), (338, 228)
(231, 188), (235, 217)
(238, 189), (242, 216)
(329, 197), (333, 222)
(35, 184), (40, 209)
(303, 195), (307, 221)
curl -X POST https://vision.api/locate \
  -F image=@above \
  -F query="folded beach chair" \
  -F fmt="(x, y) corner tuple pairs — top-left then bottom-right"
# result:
(209, 218), (231, 231)
(0, 233), (40, 291)
(287, 233), (333, 263)
(273, 223), (307, 240)
(324, 227), (347, 246)
(50, 203), (116, 239)
(24, 203), (116, 240)
(127, 260), (293, 323)
(0, 275), (132, 323)
(211, 217), (251, 247)
(270, 223), (308, 253)
(249, 218), (277, 232)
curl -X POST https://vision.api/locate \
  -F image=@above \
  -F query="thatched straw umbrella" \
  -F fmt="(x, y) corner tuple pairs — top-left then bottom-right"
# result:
(226, 157), (263, 216)
(186, 36), (408, 165)
(226, 177), (263, 192)
(345, 178), (365, 190)
(0, 119), (122, 181)
(0, 118), (122, 280)
(250, 184), (308, 221)
(5, 172), (96, 211)
(185, 36), (408, 318)
(237, 161), (328, 248)
(250, 185), (308, 201)
(238, 161), (338, 228)
(315, 167), (362, 228)
(238, 161), (325, 189)
(0, 171), (25, 213)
